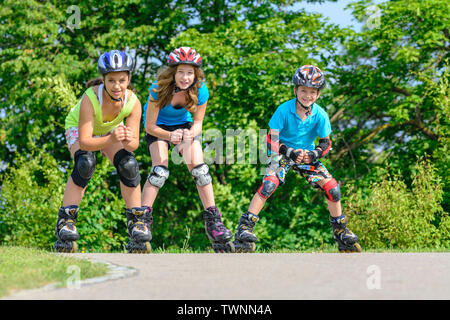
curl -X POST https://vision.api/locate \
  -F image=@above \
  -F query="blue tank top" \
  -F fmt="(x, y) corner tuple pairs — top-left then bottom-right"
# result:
(143, 82), (209, 126)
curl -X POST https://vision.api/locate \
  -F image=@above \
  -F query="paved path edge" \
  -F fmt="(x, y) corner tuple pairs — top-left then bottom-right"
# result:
(3, 255), (138, 299)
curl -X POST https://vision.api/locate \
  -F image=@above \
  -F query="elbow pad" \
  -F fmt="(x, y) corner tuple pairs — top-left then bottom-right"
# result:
(308, 138), (332, 163)
(318, 138), (332, 157)
(265, 133), (280, 154)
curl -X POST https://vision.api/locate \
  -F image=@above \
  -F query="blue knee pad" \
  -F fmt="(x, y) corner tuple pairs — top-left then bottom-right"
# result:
(71, 150), (96, 188)
(113, 149), (141, 188)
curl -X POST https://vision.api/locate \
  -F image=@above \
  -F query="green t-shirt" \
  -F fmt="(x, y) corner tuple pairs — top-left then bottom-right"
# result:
(65, 86), (137, 136)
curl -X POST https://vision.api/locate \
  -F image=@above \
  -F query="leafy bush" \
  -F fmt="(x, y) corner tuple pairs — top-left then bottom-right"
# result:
(0, 151), (128, 252)
(344, 159), (450, 249)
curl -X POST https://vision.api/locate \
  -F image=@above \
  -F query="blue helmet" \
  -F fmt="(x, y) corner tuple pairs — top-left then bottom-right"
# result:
(97, 50), (134, 75)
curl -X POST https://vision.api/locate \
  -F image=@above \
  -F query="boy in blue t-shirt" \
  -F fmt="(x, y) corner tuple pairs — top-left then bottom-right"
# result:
(233, 65), (361, 253)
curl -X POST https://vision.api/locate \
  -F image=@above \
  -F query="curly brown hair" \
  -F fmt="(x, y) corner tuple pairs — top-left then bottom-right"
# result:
(150, 65), (205, 113)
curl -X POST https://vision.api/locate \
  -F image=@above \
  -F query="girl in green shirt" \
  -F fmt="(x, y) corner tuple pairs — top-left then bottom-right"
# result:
(55, 50), (151, 253)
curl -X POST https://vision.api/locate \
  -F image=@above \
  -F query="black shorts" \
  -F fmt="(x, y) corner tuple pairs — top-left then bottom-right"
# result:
(145, 122), (193, 149)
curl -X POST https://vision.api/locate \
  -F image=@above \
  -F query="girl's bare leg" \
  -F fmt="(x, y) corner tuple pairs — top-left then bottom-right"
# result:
(102, 142), (141, 209)
(62, 141), (86, 206)
(142, 140), (170, 207)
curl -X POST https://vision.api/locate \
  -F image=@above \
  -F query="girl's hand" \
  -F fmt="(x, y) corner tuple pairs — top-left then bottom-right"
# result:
(111, 125), (127, 142)
(182, 129), (193, 142)
(169, 129), (184, 145)
(123, 125), (134, 141)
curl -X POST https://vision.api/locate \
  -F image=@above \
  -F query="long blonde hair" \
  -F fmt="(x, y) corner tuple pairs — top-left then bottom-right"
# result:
(150, 65), (205, 113)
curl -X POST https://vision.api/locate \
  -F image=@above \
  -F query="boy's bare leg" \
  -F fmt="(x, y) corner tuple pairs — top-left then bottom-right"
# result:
(247, 193), (266, 215)
(327, 199), (342, 218)
(318, 179), (360, 252)
(317, 178), (342, 218)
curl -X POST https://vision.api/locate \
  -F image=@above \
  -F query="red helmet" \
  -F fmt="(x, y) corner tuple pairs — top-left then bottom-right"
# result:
(292, 65), (325, 90)
(167, 47), (202, 67)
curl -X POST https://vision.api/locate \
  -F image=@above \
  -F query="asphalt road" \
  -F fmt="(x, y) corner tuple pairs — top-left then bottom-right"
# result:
(5, 252), (450, 300)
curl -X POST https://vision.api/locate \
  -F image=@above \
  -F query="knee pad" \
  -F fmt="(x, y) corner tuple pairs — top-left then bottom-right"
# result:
(113, 149), (141, 188)
(323, 178), (340, 202)
(257, 175), (280, 199)
(71, 150), (96, 188)
(191, 163), (212, 186)
(147, 165), (169, 188)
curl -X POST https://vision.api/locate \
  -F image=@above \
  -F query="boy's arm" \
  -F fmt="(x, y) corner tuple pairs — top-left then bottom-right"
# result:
(265, 129), (303, 163)
(305, 136), (332, 163)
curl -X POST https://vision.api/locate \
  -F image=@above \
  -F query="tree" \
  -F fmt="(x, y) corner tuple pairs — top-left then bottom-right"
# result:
(1, 0), (342, 251)
(327, 0), (449, 211)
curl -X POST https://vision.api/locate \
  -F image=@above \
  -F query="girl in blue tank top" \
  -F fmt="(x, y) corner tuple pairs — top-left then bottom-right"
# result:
(142, 47), (234, 253)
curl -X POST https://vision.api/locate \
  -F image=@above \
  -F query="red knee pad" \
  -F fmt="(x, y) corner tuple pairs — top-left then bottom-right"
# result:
(257, 175), (280, 199)
(323, 178), (341, 202)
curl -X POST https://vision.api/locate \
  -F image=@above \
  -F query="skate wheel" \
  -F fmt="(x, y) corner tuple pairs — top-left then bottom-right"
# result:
(127, 241), (151, 254)
(244, 242), (256, 253)
(54, 240), (77, 253)
(212, 242), (234, 253)
(228, 241), (236, 253)
(69, 241), (78, 253)
(339, 243), (362, 253)
(233, 241), (256, 253)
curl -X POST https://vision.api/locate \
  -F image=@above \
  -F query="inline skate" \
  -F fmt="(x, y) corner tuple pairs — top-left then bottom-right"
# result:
(233, 212), (259, 253)
(54, 205), (80, 253)
(330, 215), (361, 253)
(203, 206), (235, 253)
(126, 206), (153, 253)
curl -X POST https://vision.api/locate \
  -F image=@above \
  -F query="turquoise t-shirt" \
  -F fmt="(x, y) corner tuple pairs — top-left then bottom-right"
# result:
(143, 82), (209, 126)
(268, 98), (331, 151)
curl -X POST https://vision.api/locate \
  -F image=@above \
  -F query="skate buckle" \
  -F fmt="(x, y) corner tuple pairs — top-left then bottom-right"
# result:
(131, 208), (146, 216)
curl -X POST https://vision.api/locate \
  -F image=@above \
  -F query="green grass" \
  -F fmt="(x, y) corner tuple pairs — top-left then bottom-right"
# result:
(0, 246), (109, 298)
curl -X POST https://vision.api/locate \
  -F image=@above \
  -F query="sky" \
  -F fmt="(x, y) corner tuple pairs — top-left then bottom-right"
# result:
(291, 0), (387, 31)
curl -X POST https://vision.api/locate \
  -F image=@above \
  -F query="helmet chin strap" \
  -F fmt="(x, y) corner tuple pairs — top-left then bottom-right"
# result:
(295, 94), (312, 116)
(103, 85), (122, 102)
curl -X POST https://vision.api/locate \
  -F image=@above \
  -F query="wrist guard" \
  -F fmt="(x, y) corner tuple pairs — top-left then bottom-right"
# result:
(279, 144), (299, 162)
(308, 149), (320, 163)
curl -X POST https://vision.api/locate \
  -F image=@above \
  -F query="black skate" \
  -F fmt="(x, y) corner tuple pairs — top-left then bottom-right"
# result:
(233, 212), (259, 253)
(54, 205), (80, 253)
(203, 206), (234, 253)
(330, 215), (361, 253)
(126, 206), (153, 254)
